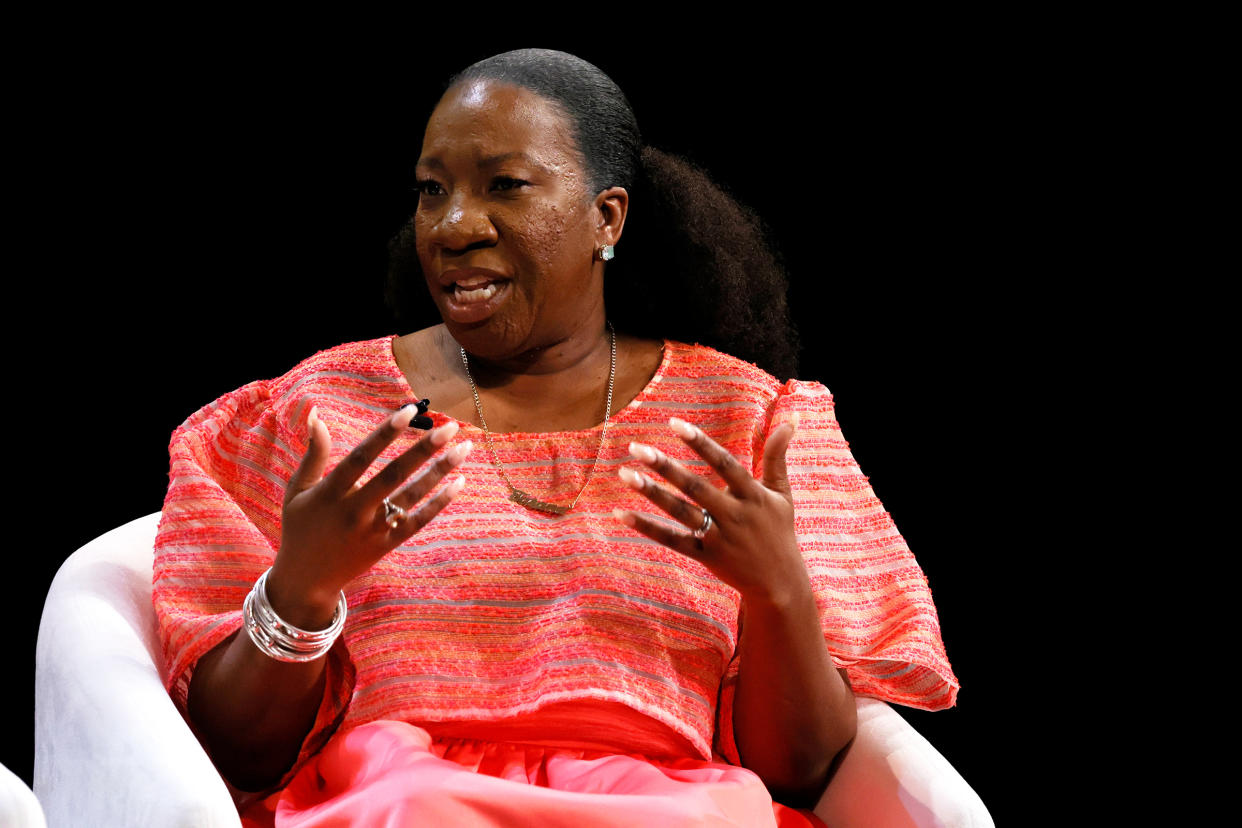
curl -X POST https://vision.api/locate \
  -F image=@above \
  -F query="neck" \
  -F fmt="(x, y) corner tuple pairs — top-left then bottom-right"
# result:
(446, 321), (612, 387)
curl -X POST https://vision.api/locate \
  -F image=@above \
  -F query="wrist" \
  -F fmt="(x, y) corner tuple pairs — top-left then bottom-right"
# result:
(244, 567), (346, 663)
(265, 564), (343, 631)
(740, 554), (814, 613)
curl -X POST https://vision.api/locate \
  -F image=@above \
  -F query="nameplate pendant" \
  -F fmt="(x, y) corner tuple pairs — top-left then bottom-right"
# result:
(509, 489), (569, 515)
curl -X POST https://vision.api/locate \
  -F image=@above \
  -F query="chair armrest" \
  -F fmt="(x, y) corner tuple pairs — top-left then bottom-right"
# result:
(35, 513), (239, 828)
(1, 762), (45, 828)
(814, 697), (993, 827)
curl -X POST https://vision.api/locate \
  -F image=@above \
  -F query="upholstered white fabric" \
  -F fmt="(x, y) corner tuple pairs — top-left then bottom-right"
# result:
(35, 513), (237, 827)
(35, 512), (992, 827)
(1, 762), (46, 828)
(816, 699), (993, 827)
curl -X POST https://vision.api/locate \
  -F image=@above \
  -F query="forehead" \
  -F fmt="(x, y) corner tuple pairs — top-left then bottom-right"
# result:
(419, 80), (583, 172)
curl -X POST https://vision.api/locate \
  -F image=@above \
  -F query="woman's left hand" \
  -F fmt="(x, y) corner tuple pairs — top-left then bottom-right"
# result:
(617, 415), (855, 801)
(614, 416), (808, 605)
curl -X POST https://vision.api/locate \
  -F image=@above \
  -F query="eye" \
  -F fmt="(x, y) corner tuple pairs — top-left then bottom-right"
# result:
(414, 179), (445, 198)
(491, 176), (529, 192)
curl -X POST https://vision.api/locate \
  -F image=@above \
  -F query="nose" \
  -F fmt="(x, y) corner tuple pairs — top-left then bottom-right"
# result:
(429, 193), (498, 252)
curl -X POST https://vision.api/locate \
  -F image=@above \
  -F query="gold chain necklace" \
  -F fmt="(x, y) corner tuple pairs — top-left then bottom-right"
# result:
(460, 323), (616, 515)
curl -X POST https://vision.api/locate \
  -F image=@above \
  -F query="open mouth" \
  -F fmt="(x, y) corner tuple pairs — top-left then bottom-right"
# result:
(441, 274), (512, 323)
(452, 279), (503, 304)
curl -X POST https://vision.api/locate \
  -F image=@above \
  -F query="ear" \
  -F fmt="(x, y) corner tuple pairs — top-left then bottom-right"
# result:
(594, 186), (629, 249)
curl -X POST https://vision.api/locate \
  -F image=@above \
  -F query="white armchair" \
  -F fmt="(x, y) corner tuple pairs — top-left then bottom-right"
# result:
(36, 513), (992, 827)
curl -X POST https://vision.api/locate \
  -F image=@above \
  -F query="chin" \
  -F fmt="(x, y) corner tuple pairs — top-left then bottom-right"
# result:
(444, 317), (526, 360)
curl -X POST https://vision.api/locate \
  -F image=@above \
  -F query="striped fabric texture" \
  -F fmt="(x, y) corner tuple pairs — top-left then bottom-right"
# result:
(154, 336), (957, 774)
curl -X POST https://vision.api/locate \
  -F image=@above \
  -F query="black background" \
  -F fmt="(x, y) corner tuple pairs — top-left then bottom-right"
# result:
(11, 21), (1088, 823)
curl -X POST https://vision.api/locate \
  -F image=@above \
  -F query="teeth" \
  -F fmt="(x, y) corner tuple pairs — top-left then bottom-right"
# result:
(454, 282), (499, 303)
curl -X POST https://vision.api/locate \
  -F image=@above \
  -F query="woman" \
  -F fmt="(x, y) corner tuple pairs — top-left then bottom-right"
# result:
(154, 49), (957, 826)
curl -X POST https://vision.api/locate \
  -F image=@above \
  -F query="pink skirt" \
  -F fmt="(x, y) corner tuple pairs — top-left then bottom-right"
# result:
(241, 720), (826, 827)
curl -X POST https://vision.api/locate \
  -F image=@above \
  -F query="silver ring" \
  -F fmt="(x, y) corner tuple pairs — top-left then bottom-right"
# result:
(692, 509), (713, 539)
(382, 497), (406, 529)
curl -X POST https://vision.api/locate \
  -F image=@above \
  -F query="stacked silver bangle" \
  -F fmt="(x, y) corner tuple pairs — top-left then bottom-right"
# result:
(243, 567), (347, 662)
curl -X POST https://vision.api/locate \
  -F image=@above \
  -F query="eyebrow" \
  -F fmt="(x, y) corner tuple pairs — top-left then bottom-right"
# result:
(415, 152), (548, 173)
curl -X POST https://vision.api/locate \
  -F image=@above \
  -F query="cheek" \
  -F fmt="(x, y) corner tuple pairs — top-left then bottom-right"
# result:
(512, 202), (586, 267)
(411, 216), (435, 272)
(412, 213), (431, 242)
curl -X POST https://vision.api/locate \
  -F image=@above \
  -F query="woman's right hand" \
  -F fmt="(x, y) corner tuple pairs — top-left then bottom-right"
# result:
(266, 404), (471, 628)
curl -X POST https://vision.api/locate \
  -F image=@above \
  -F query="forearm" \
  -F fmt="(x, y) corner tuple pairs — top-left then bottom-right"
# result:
(179, 409), (462, 791)
(620, 418), (856, 801)
(732, 576), (856, 806)
(186, 577), (339, 792)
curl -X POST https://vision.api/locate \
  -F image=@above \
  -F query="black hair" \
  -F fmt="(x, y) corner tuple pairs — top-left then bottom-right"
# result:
(449, 49), (641, 196)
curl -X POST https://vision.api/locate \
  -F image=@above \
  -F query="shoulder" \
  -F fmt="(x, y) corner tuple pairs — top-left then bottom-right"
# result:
(655, 343), (841, 450)
(652, 342), (783, 438)
(267, 336), (401, 398)
(172, 336), (402, 447)
(662, 341), (831, 405)
(663, 341), (781, 392)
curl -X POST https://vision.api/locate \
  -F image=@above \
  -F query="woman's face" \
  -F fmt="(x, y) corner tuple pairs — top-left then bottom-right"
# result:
(414, 80), (606, 360)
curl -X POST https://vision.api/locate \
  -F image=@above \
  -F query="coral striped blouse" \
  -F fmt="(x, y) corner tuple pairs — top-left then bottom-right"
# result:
(154, 336), (957, 777)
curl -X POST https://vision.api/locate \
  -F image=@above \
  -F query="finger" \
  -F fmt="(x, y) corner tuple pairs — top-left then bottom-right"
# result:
(627, 440), (731, 514)
(612, 508), (704, 560)
(286, 406), (331, 504)
(618, 467), (712, 533)
(667, 418), (758, 498)
(319, 405), (420, 498)
(385, 439), (473, 510)
(395, 475), (467, 536)
(355, 421), (462, 506)
(761, 413), (798, 499)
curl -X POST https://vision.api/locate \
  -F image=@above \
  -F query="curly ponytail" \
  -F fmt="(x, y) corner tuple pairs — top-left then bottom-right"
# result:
(604, 147), (799, 379)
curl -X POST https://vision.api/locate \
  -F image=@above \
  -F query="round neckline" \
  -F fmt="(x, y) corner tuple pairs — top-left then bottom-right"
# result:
(384, 334), (674, 439)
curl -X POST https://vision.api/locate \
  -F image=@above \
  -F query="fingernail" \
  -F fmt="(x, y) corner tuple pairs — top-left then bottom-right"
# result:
(612, 508), (636, 527)
(308, 405), (318, 430)
(668, 417), (696, 439)
(445, 476), (466, 497)
(629, 442), (657, 464)
(790, 411), (800, 432)
(393, 405), (416, 429)
(430, 421), (460, 447)
(618, 467), (644, 490)
(449, 440), (473, 463)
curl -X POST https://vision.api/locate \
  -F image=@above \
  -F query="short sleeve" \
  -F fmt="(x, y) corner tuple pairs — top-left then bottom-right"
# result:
(714, 379), (957, 764)
(152, 379), (355, 789)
